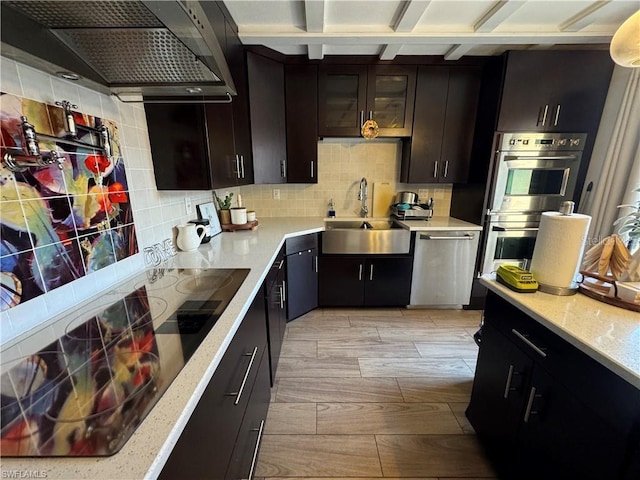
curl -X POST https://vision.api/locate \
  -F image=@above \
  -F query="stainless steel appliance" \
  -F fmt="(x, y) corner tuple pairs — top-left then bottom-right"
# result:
(1, 1), (235, 97)
(410, 230), (480, 306)
(479, 132), (587, 275)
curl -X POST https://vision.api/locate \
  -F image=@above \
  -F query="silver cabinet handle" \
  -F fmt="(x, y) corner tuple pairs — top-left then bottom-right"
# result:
(368, 110), (373, 120)
(419, 233), (475, 240)
(538, 104), (549, 126)
(553, 104), (561, 126)
(503, 365), (515, 399)
(311, 160), (314, 178)
(282, 280), (286, 304)
(240, 155), (245, 179)
(492, 226), (539, 232)
(278, 259), (284, 269)
(511, 329), (547, 358)
(433, 161), (438, 178)
(523, 386), (538, 423)
(315, 255), (318, 273)
(358, 264), (363, 281)
(504, 154), (577, 161)
(360, 110), (365, 128)
(280, 159), (286, 178)
(443, 160), (449, 178)
(369, 264), (374, 281)
(247, 419), (265, 480)
(279, 284), (284, 309)
(229, 347), (258, 405)
(235, 155), (241, 179)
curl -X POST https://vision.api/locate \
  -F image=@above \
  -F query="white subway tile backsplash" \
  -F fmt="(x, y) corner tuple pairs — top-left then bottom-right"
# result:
(43, 282), (77, 318)
(50, 77), (81, 109)
(17, 64), (54, 103)
(1, 57), (22, 96)
(77, 86), (103, 118)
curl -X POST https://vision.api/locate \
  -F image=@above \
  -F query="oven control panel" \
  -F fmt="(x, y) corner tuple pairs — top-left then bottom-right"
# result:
(499, 132), (587, 151)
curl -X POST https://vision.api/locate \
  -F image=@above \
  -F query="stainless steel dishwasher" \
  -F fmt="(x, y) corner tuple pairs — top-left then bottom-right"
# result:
(409, 230), (480, 306)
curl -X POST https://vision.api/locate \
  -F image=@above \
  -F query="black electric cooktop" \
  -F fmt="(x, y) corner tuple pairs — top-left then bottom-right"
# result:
(0, 267), (249, 457)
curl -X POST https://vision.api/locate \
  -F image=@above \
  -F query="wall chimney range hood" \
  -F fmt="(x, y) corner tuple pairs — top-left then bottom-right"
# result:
(0, 1), (236, 98)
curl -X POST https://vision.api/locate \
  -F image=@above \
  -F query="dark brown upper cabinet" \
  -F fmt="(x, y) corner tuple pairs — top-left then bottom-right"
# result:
(247, 51), (287, 184)
(497, 50), (614, 133)
(401, 66), (481, 184)
(285, 64), (318, 183)
(318, 65), (416, 137)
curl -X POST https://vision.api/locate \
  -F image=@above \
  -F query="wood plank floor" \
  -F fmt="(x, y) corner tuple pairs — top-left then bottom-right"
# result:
(256, 307), (496, 479)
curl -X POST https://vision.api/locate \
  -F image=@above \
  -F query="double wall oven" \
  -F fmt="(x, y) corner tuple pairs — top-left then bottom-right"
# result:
(479, 132), (587, 275)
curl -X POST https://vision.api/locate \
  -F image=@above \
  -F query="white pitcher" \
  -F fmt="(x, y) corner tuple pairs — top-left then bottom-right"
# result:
(176, 224), (206, 252)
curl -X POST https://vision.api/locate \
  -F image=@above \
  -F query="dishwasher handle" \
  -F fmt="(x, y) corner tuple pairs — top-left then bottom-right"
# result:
(419, 233), (475, 240)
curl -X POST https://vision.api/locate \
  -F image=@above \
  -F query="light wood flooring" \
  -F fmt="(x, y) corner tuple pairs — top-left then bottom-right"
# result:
(255, 307), (497, 479)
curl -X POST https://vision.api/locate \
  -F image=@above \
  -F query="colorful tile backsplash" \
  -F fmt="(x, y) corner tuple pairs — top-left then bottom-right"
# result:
(1, 93), (138, 312)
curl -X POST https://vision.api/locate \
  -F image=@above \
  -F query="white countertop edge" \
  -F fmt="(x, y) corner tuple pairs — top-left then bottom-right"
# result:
(480, 275), (640, 390)
(145, 224), (324, 478)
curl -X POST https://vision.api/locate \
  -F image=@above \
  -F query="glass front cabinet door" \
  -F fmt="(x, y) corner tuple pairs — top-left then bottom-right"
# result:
(319, 65), (416, 138)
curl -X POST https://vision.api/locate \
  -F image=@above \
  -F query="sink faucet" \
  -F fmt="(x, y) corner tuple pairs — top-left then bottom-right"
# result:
(358, 177), (368, 218)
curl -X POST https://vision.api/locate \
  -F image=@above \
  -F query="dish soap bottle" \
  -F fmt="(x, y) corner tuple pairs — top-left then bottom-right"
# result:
(327, 198), (336, 217)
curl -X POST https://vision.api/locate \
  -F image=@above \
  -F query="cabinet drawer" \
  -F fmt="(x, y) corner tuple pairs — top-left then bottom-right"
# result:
(160, 295), (267, 478)
(265, 248), (285, 290)
(225, 349), (271, 479)
(484, 292), (640, 435)
(285, 233), (318, 255)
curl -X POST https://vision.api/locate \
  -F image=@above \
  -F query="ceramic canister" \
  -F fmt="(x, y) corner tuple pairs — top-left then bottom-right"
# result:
(230, 207), (248, 225)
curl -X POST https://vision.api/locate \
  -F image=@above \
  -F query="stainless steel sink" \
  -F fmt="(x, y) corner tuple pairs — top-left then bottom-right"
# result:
(323, 219), (410, 254)
(324, 220), (396, 230)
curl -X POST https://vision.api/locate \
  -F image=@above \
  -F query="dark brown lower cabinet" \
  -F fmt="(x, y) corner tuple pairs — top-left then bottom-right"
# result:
(265, 248), (286, 385)
(467, 291), (640, 480)
(159, 293), (269, 479)
(285, 233), (319, 321)
(318, 256), (412, 307)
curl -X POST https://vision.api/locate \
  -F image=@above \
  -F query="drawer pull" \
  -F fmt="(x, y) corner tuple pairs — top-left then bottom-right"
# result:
(511, 329), (547, 358)
(420, 233), (475, 240)
(523, 386), (541, 423)
(503, 365), (514, 399)
(229, 347), (258, 405)
(279, 285), (284, 309)
(282, 280), (286, 304)
(358, 264), (363, 281)
(246, 419), (265, 480)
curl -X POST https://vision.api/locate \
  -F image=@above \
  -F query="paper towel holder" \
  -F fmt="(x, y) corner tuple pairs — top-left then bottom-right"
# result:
(535, 201), (583, 296)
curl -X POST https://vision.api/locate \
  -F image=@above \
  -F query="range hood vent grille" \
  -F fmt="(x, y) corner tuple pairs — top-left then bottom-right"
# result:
(3, 1), (163, 28)
(1, 0), (235, 97)
(57, 29), (220, 84)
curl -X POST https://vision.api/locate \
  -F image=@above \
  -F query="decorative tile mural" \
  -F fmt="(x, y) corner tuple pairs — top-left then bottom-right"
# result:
(0, 93), (138, 312)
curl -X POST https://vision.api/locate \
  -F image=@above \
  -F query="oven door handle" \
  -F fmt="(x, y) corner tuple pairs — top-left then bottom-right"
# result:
(504, 155), (578, 161)
(492, 226), (539, 232)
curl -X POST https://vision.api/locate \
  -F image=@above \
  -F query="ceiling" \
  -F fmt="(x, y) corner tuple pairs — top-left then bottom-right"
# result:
(222, 0), (639, 60)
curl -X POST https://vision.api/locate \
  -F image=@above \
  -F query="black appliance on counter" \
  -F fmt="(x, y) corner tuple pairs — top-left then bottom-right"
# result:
(0, 268), (249, 457)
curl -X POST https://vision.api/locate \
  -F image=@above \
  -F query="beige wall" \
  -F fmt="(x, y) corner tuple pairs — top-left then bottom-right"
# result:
(217, 139), (453, 218)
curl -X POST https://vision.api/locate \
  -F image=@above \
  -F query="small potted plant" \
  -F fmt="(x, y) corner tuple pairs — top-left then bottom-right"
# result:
(614, 185), (640, 281)
(214, 191), (233, 225)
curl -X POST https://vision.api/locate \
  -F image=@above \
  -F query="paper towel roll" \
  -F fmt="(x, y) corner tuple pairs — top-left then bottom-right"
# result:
(530, 211), (592, 288)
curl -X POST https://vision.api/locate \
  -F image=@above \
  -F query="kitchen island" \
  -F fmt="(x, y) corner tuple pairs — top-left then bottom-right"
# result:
(467, 276), (640, 479)
(479, 275), (640, 388)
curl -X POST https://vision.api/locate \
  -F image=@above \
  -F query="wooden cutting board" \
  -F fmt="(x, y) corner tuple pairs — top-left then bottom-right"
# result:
(372, 182), (394, 217)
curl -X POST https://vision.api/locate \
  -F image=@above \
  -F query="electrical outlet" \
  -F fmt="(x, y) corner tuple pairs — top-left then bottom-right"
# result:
(184, 196), (193, 215)
(272, 189), (280, 200)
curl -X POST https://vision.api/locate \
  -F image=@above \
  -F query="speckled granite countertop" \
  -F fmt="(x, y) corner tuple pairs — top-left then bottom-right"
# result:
(481, 275), (640, 389)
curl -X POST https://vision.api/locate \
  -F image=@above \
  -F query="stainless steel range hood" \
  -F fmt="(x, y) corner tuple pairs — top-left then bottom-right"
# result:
(0, 1), (236, 98)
